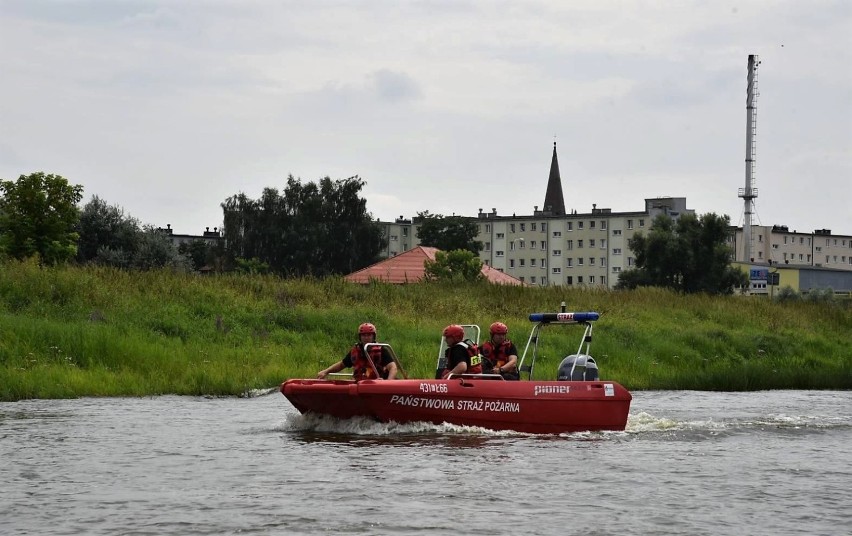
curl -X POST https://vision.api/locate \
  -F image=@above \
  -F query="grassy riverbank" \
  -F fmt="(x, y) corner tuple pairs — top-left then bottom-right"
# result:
(1, 260), (850, 400)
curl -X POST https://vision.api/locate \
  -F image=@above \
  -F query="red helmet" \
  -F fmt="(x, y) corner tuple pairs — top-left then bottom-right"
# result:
(490, 322), (508, 335)
(358, 323), (377, 336)
(442, 324), (465, 340)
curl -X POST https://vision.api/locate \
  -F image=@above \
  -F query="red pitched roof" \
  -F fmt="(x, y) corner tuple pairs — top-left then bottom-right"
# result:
(344, 246), (524, 285)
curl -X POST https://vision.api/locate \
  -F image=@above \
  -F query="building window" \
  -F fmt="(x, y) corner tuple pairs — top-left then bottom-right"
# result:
(510, 224), (516, 233)
(627, 219), (633, 230)
(601, 221), (607, 230)
(530, 276), (537, 284)
(542, 223), (547, 232)
(579, 221), (584, 230)
(578, 258), (584, 266)
(566, 258), (573, 267)
(578, 276), (583, 284)
(541, 277), (548, 285)
(531, 259), (537, 267)
(639, 219), (645, 227)
(496, 251), (505, 257)
(613, 229), (622, 236)
(531, 223), (537, 231)
(613, 248), (622, 255)
(403, 228), (408, 237)
(552, 250), (561, 256)
(590, 275), (596, 284)
(628, 257), (634, 266)
(600, 257), (606, 267)
(553, 231), (562, 238)
(390, 235), (398, 241)
(567, 222), (573, 231)
(612, 266), (621, 273)
(541, 258), (546, 268)
(578, 240), (584, 248)
(590, 221), (596, 229)
(496, 232), (504, 239)
(566, 240), (573, 250)
(520, 223), (526, 231)
(589, 257), (595, 266)
(601, 276), (606, 285)
(590, 239), (596, 248)
(520, 259), (525, 267)
(600, 239), (606, 249)
(484, 242), (491, 251)
(509, 259), (515, 268)
(566, 276), (573, 285)
(552, 267), (562, 274)
(484, 224), (490, 233)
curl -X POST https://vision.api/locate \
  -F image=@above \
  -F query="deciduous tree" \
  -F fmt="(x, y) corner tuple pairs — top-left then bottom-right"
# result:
(221, 175), (385, 276)
(77, 196), (141, 263)
(424, 249), (485, 283)
(415, 212), (482, 254)
(0, 172), (83, 264)
(616, 213), (748, 294)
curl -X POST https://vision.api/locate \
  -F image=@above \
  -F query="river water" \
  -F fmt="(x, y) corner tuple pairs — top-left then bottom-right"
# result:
(1, 390), (850, 536)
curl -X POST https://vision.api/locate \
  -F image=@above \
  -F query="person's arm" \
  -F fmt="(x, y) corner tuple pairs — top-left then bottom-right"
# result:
(378, 348), (399, 379)
(384, 361), (398, 379)
(500, 343), (519, 373)
(317, 360), (346, 379)
(445, 346), (469, 377)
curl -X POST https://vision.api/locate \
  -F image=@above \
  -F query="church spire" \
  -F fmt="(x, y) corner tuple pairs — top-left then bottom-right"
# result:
(543, 141), (566, 216)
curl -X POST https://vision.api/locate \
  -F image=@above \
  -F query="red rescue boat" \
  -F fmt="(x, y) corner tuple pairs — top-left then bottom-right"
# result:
(281, 309), (631, 434)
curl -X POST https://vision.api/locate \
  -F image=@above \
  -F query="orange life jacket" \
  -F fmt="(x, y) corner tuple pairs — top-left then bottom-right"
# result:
(481, 340), (515, 370)
(350, 344), (386, 380)
(443, 340), (483, 376)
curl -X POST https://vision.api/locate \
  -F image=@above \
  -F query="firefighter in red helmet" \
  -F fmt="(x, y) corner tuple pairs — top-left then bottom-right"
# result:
(437, 324), (483, 379)
(481, 321), (519, 380)
(317, 323), (398, 380)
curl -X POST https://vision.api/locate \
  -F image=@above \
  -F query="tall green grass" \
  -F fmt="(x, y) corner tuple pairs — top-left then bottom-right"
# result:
(0, 259), (850, 400)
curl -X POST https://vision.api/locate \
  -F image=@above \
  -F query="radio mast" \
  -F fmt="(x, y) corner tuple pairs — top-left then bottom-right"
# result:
(738, 55), (760, 262)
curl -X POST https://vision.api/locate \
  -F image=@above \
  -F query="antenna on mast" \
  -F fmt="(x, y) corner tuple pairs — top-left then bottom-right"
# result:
(738, 54), (760, 262)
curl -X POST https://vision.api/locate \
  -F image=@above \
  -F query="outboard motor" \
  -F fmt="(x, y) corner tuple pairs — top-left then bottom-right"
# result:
(557, 354), (599, 381)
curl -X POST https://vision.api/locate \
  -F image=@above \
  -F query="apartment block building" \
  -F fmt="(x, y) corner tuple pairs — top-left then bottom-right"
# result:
(730, 225), (852, 270)
(376, 142), (851, 289)
(377, 197), (692, 288)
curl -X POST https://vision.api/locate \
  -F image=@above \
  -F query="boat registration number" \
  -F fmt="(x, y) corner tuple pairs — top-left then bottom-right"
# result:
(420, 382), (448, 393)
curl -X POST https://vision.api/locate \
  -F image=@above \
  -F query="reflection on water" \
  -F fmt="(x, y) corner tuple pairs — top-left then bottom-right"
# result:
(1, 390), (851, 536)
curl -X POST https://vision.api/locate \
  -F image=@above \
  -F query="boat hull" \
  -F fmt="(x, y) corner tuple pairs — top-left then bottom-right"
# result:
(281, 378), (631, 434)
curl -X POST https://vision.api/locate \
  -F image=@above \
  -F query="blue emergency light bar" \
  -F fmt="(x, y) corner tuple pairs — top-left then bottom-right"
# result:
(528, 312), (600, 323)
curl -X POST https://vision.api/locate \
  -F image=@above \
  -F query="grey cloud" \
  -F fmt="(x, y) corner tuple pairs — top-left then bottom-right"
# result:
(369, 70), (423, 103)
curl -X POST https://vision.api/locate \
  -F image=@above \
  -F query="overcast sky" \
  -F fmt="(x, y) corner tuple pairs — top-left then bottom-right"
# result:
(1, 1), (850, 236)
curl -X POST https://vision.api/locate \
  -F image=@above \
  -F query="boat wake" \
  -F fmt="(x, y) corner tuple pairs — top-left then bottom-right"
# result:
(279, 412), (523, 437)
(625, 410), (851, 436)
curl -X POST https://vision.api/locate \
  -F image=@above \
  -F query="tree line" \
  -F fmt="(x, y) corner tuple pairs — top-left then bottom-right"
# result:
(1, 171), (747, 294)
(0, 172), (386, 276)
